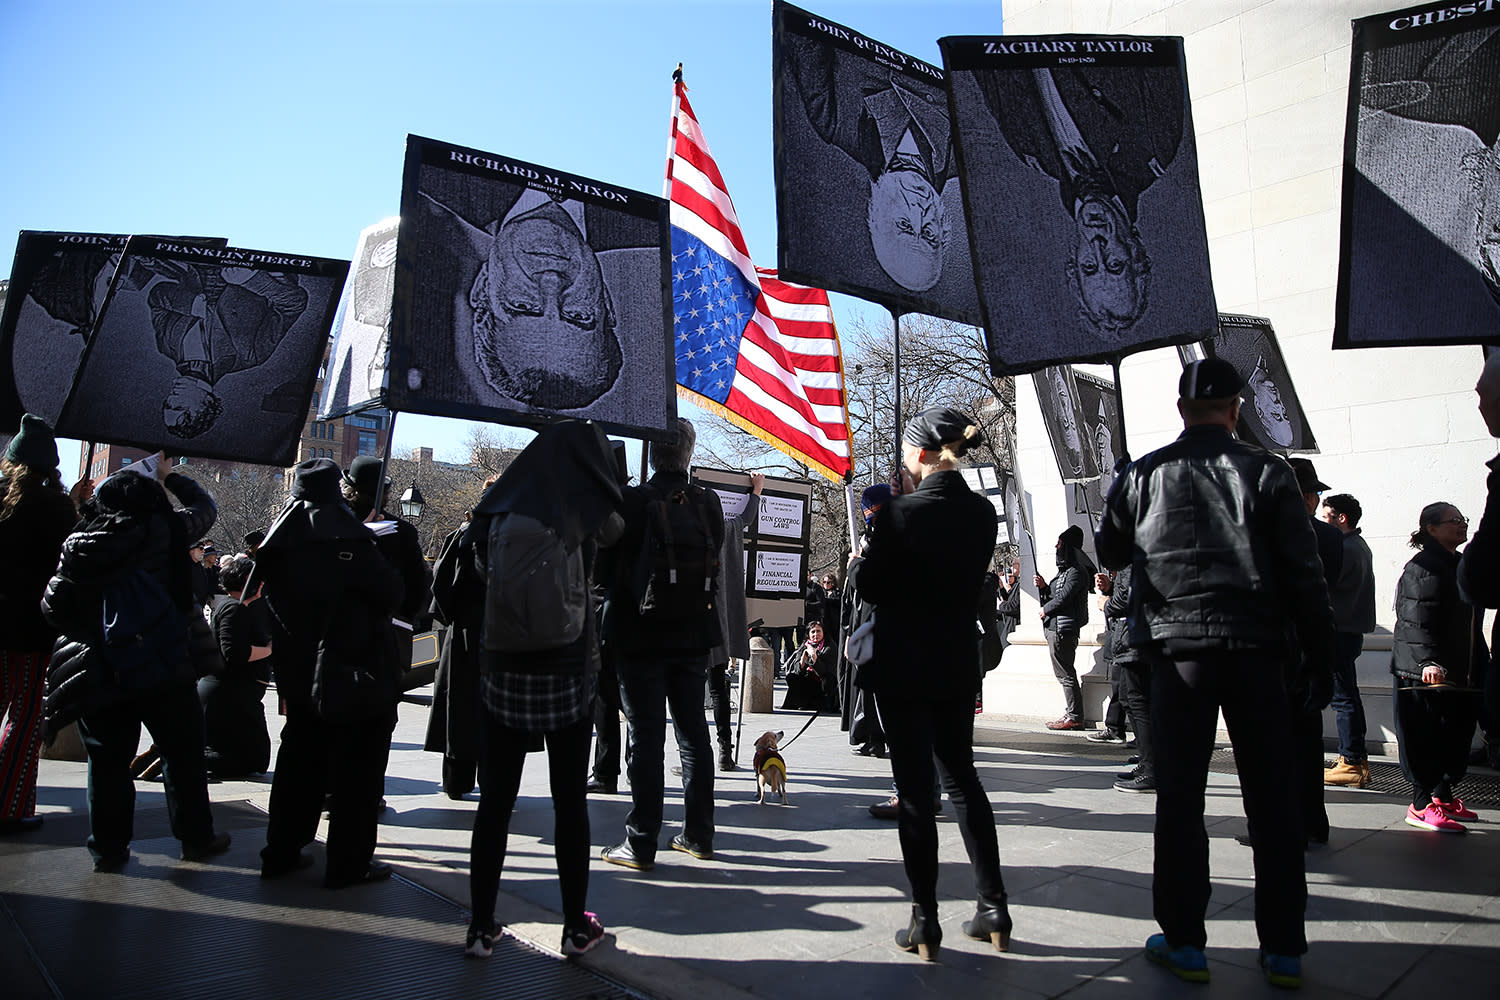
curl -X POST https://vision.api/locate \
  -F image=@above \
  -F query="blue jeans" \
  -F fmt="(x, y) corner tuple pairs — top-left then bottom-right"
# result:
(617, 650), (715, 859)
(1330, 632), (1368, 762)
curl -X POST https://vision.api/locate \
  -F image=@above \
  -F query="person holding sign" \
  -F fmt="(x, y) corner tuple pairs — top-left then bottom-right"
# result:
(848, 406), (1008, 961)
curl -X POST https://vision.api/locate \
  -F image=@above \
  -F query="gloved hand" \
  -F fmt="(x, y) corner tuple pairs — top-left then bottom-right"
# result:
(1300, 664), (1333, 713)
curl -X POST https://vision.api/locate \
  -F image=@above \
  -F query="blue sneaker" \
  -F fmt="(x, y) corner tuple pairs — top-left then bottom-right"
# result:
(1145, 933), (1209, 983)
(1260, 950), (1302, 989)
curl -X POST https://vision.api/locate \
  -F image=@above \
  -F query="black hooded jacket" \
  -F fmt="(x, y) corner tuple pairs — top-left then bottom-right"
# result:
(470, 421), (625, 675)
(1040, 543), (1095, 635)
(248, 459), (403, 710)
(1393, 537), (1487, 685)
(0, 479), (78, 650)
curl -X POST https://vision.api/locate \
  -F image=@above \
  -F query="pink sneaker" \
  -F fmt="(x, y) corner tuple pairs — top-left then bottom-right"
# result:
(1431, 796), (1479, 822)
(1405, 802), (1467, 833)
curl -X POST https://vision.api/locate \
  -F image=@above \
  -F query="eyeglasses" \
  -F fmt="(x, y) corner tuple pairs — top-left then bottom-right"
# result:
(1438, 517), (1469, 527)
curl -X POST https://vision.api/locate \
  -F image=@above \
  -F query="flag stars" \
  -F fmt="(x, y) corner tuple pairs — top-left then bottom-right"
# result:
(693, 367), (704, 378)
(692, 265), (704, 277)
(687, 308), (699, 318)
(678, 331), (689, 343)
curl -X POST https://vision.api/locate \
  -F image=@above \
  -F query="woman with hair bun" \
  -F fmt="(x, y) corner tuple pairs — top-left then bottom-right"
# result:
(847, 406), (1010, 960)
(201, 554), (273, 778)
(1392, 501), (1487, 833)
(0, 415), (80, 834)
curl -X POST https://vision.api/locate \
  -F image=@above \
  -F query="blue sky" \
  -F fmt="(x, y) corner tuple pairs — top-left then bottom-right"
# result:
(1, 0), (1003, 474)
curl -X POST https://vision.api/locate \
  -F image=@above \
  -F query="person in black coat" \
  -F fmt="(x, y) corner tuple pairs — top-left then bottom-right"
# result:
(423, 512), (487, 799)
(201, 554), (271, 778)
(463, 420), (624, 959)
(840, 484), (893, 760)
(1392, 502), (1487, 833)
(1035, 525), (1096, 730)
(849, 406), (1007, 961)
(250, 458), (405, 888)
(0, 415), (79, 834)
(41, 455), (229, 870)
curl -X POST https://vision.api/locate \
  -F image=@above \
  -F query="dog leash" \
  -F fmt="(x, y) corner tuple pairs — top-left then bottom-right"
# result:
(776, 707), (822, 752)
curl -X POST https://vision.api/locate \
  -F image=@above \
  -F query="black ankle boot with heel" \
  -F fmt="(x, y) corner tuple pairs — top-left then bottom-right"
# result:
(894, 904), (942, 961)
(962, 894), (1012, 952)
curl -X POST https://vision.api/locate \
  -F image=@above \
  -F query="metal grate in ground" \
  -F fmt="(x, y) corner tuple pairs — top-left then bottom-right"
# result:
(1204, 750), (1500, 808)
(0, 801), (647, 1000)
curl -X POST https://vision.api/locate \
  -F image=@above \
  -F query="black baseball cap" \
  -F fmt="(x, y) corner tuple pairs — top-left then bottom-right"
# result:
(1178, 358), (1245, 400)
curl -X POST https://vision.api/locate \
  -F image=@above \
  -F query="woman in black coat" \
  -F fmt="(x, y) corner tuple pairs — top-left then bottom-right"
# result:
(0, 416), (79, 834)
(1392, 501), (1487, 833)
(464, 421), (623, 960)
(201, 554), (272, 778)
(848, 407), (1008, 960)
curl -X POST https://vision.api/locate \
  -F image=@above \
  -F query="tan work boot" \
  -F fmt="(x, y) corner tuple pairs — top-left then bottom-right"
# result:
(1324, 756), (1370, 788)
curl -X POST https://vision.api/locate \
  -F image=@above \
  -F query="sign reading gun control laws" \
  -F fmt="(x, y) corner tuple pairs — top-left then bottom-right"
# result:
(940, 34), (1217, 374)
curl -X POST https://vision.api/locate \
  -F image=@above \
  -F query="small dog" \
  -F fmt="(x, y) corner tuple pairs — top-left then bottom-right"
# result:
(752, 730), (789, 805)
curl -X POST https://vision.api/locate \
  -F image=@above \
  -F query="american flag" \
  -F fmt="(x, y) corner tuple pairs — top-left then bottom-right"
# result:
(665, 76), (852, 483)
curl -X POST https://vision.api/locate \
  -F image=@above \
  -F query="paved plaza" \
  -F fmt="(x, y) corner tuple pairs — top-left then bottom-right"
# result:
(2, 686), (1497, 999)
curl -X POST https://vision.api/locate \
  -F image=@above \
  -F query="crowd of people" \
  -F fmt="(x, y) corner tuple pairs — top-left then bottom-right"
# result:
(0, 355), (1496, 989)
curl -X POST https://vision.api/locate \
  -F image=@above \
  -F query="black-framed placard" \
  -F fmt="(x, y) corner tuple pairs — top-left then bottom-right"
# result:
(0, 231), (229, 430)
(1072, 369), (1123, 517)
(1031, 365), (1099, 484)
(390, 134), (676, 441)
(773, 1), (980, 323)
(1203, 313), (1317, 453)
(745, 542), (808, 601)
(693, 466), (814, 548)
(55, 237), (348, 466)
(1334, 2), (1500, 349)
(959, 461), (1011, 541)
(940, 35), (1217, 375)
(321, 216), (400, 419)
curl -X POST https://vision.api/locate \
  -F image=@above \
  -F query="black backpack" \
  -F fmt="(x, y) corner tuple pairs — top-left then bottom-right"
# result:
(99, 566), (188, 691)
(481, 512), (589, 652)
(631, 484), (720, 623)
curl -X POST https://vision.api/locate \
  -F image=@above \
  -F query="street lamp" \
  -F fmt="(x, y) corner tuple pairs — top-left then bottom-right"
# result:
(399, 481), (425, 521)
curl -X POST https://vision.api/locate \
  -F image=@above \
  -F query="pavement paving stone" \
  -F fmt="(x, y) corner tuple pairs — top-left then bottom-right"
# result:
(7, 687), (1498, 1000)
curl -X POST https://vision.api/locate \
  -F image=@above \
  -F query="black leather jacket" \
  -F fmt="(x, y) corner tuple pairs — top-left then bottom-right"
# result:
(1101, 565), (1139, 666)
(1095, 424), (1334, 665)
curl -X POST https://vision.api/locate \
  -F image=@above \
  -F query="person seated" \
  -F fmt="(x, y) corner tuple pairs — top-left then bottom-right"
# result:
(201, 554), (273, 778)
(782, 622), (836, 711)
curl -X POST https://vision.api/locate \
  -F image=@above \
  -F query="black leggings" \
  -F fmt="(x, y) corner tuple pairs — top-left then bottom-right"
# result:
(469, 713), (593, 929)
(874, 689), (1006, 917)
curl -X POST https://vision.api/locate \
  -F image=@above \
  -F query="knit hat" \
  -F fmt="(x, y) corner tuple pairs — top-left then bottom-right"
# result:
(1178, 358), (1244, 400)
(860, 483), (894, 511)
(342, 455), (386, 502)
(1058, 524), (1085, 550)
(3, 414), (59, 470)
(902, 406), (982, 452)
(295, 458), (346, 504)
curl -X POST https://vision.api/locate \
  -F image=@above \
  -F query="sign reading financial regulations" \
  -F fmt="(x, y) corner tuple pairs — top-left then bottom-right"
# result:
(56, 237), (348, 466)
(940, 34), (1217, 375)
(773, 1), (980, 323)
(1334, 1), (1500, 348)
(392, 134), (677, 441)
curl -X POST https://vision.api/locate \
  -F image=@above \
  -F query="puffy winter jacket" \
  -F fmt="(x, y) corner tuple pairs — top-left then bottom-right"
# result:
(1039, 546), (1094, 634)
(1392, 540), (1487, 685)
(1101, 565), (1139, 666)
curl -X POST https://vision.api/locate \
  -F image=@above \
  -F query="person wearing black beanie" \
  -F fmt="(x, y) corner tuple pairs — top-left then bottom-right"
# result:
(849, 406), (1010, 960)
(0, 415), (78, 834)
(1035, 524), (1096, 731)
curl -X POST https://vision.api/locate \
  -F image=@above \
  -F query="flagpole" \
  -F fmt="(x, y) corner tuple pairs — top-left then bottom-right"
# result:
(889, 305), (902, 483)
(1111, 354), (1129, 459)
(664, 63), (683, 199)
